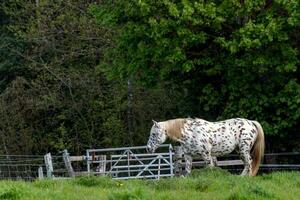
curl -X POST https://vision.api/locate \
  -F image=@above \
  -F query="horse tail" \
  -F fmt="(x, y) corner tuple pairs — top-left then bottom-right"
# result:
(251, 121), (265, 176)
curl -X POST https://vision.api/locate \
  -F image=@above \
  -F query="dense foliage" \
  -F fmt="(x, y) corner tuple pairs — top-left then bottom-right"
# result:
(0, 0), (299, 155)
(91, 0), (300, 149)
(0, 0), (126, 154)
(0, 0), (184, 154)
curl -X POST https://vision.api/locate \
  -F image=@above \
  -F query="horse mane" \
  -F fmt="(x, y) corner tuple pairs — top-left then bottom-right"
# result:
(160, 118), (186, 140)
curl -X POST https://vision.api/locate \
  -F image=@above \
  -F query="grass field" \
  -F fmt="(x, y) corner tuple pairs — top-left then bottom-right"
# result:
(0, 168), (299, 200)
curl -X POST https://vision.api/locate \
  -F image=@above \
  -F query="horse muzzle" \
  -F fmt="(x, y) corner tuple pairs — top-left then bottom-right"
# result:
(146, 145), (154, 153)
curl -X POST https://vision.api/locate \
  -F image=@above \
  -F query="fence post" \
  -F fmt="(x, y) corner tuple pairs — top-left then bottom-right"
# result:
(127, 150), (130, 177)
(158, 156), (161, 180)
(96, 155), (106, 176)
(169, 144), (174, 177)
(44, 153), (54, 178)
(174, 146), (183, 177)
(38, 166), (44, 180)
(63, 149), (75, 178)
(86, 150), (91, 175)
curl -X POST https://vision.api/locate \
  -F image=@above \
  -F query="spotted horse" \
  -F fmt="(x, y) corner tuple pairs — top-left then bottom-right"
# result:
(146, 118), (265, 176)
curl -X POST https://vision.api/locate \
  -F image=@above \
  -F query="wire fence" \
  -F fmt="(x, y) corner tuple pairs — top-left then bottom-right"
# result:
(51, 155), (70, 178)
(0, 155), (45, 181)
(0, 153), (71, 181)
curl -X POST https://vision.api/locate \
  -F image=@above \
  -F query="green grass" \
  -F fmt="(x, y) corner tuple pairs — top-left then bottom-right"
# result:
(0, 168), (299, 200)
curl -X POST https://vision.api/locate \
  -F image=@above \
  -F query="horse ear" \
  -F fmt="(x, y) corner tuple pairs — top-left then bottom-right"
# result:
(152, 119), (159, 127)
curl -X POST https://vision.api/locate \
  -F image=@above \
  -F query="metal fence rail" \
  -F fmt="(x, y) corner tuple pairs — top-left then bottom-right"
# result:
(86, 144), (173, 179)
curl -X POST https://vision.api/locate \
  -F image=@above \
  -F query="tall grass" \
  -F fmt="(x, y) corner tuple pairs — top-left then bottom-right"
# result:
(0, 168), (299, 200)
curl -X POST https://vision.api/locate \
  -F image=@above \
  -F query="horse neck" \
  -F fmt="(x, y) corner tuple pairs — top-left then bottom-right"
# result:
(160, 118), (186, 141)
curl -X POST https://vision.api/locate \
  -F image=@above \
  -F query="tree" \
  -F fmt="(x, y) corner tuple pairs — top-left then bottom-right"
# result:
(0, 0), (126, 154)
(0, 1), (29, 91)
(91, 0), (300, 151)
(1, 0), (192, 154)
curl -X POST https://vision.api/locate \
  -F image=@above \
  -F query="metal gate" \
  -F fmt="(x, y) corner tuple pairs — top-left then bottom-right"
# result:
(86, 144), (173, 179)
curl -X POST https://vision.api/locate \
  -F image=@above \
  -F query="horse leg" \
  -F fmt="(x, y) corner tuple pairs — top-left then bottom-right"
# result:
(239, 143), (252, 176)
(183, 154), (193, 176)
(212, 157), (218, 167)
(201, 152), (214, 168)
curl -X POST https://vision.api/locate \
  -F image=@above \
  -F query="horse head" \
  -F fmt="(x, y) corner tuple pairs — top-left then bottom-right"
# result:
(146, 120), (167, 153)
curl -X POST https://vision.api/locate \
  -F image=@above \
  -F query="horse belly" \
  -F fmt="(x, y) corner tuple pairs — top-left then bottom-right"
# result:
(211, 134), (236, 156)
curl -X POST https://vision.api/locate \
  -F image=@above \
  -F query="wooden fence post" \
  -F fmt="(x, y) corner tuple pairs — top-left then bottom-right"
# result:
(63, 149), (75, 178)
(44, 153), (54, 179)
(174, 146), (183, 177)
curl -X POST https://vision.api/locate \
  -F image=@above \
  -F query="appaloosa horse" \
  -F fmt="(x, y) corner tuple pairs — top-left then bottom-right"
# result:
(146, 118), (264, 176)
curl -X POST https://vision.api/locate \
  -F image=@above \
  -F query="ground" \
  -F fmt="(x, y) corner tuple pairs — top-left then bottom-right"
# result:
(0, 168), (299, 200)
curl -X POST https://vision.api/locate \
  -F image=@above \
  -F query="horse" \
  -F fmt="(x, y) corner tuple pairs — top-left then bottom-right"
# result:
(146, 118), (264, 176)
